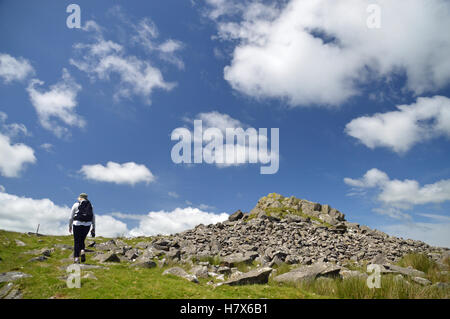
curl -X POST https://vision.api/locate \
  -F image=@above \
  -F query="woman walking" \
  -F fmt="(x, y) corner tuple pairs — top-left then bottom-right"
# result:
(69, 193), (95, 263)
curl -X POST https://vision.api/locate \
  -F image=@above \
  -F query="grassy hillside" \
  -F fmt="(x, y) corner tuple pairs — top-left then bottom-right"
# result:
(0, 230), (448, 299)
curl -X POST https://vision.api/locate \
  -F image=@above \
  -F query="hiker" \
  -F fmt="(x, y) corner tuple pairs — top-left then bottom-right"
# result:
(69, 193), (95, 263)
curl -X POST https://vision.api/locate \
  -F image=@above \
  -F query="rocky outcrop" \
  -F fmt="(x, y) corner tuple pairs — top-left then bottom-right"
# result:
(164, 193), (444, 268)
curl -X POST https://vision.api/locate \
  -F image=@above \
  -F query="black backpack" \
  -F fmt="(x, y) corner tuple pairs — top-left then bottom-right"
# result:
(74, 200), (93, 222)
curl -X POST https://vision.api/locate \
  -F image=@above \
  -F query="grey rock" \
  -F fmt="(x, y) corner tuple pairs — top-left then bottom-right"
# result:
(190, 265), (209, 279)
(163, 267), (198, 283)
(4, 288), (22, 299)
(221, 267), (273, 286)
(0, 282), (14, 298)
(383, 264), (426, 277)
(131, 256), (157, 269)
(274, 262), (341, 284)
(0, 271), (32, 283)
(221, 252), (258, 267)
(93, 252), (121, 263)
(15, 239), (26, 246)
(228, 210), (244, 222)
(411, 277), (432, 286)
(29, 255), (48, 262)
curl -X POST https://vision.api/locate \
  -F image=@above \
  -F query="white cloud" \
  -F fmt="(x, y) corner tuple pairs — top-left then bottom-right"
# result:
(0, 185), (5, 192)
(0, 133), (36, 178)
(0, 111), (30, 138)
(168, 191), (179, 198)
(207, 0), (450, 106)
(70, 19), (178, 103)
(0, 191), (129, 238)
(126, 207), (229, 236)
(345, 168), (450, 210)
(345, 96), (450, 153)
(27, 69), (84, 138)
(79, 161), (155, 186)
(0, 53), (34, 83)
(40, 143), (53, 152)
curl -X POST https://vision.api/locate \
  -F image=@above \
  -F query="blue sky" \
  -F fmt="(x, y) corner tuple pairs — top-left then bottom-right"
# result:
(0, 0), (449, 247)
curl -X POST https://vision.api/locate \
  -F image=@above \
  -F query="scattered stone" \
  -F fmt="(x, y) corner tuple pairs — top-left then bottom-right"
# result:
(190, 265), (209, 279)
(163, 267), (199, 283)
(93, 252), (121, 263)
(0, 271), (32, 283)
(383, 264), (426, 277)
(220, 252), (258, 267)
(217, 266), (232, 275)
(411, 277), (432, 286)
(221, 267), (273, 286)
(82, 273), (98, 280)
(54, 244), (72, 250)
(131, 256), (157, 269)
(228, 210), (244, 222)
(4, 288), (22, 299)
(15, 239), (26, 247)
(29, 255), (48, 262)
(0, 283), (14, 298)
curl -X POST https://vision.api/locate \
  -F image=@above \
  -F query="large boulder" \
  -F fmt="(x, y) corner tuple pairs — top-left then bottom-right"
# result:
(221, 267), (273, 286)
(273, 262), (341, 284)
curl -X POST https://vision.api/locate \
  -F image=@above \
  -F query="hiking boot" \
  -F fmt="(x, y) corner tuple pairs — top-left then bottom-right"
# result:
(81, 253), (86, 263)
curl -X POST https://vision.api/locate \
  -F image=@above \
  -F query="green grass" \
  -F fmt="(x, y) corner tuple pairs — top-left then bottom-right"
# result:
(0, 230), (448, 299)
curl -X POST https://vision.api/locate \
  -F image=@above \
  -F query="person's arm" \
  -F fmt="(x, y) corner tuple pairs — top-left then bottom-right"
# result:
(69, 202), (77, 233)
(91, 206), (95, 230)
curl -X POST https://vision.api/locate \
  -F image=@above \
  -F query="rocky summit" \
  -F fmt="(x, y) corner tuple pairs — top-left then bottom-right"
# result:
(164, 193), (447, 266)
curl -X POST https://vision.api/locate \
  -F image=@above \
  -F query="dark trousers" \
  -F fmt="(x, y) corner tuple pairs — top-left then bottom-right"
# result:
(73, 225), (91, 258)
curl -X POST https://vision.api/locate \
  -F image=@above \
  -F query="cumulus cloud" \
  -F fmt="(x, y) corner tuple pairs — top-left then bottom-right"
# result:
(0, 191), (129, 237)
(79, 161), (155, 186)
(345, 96), (450, 153)
(126, 207), (229, 237)
(345, 168), (450, 209)
(0, 133), (36, 178)
(0, 53), (34, 83)
(206, 0), (450, 106)
(27, 69), (84, 138)
(70, 18), (178, 103)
